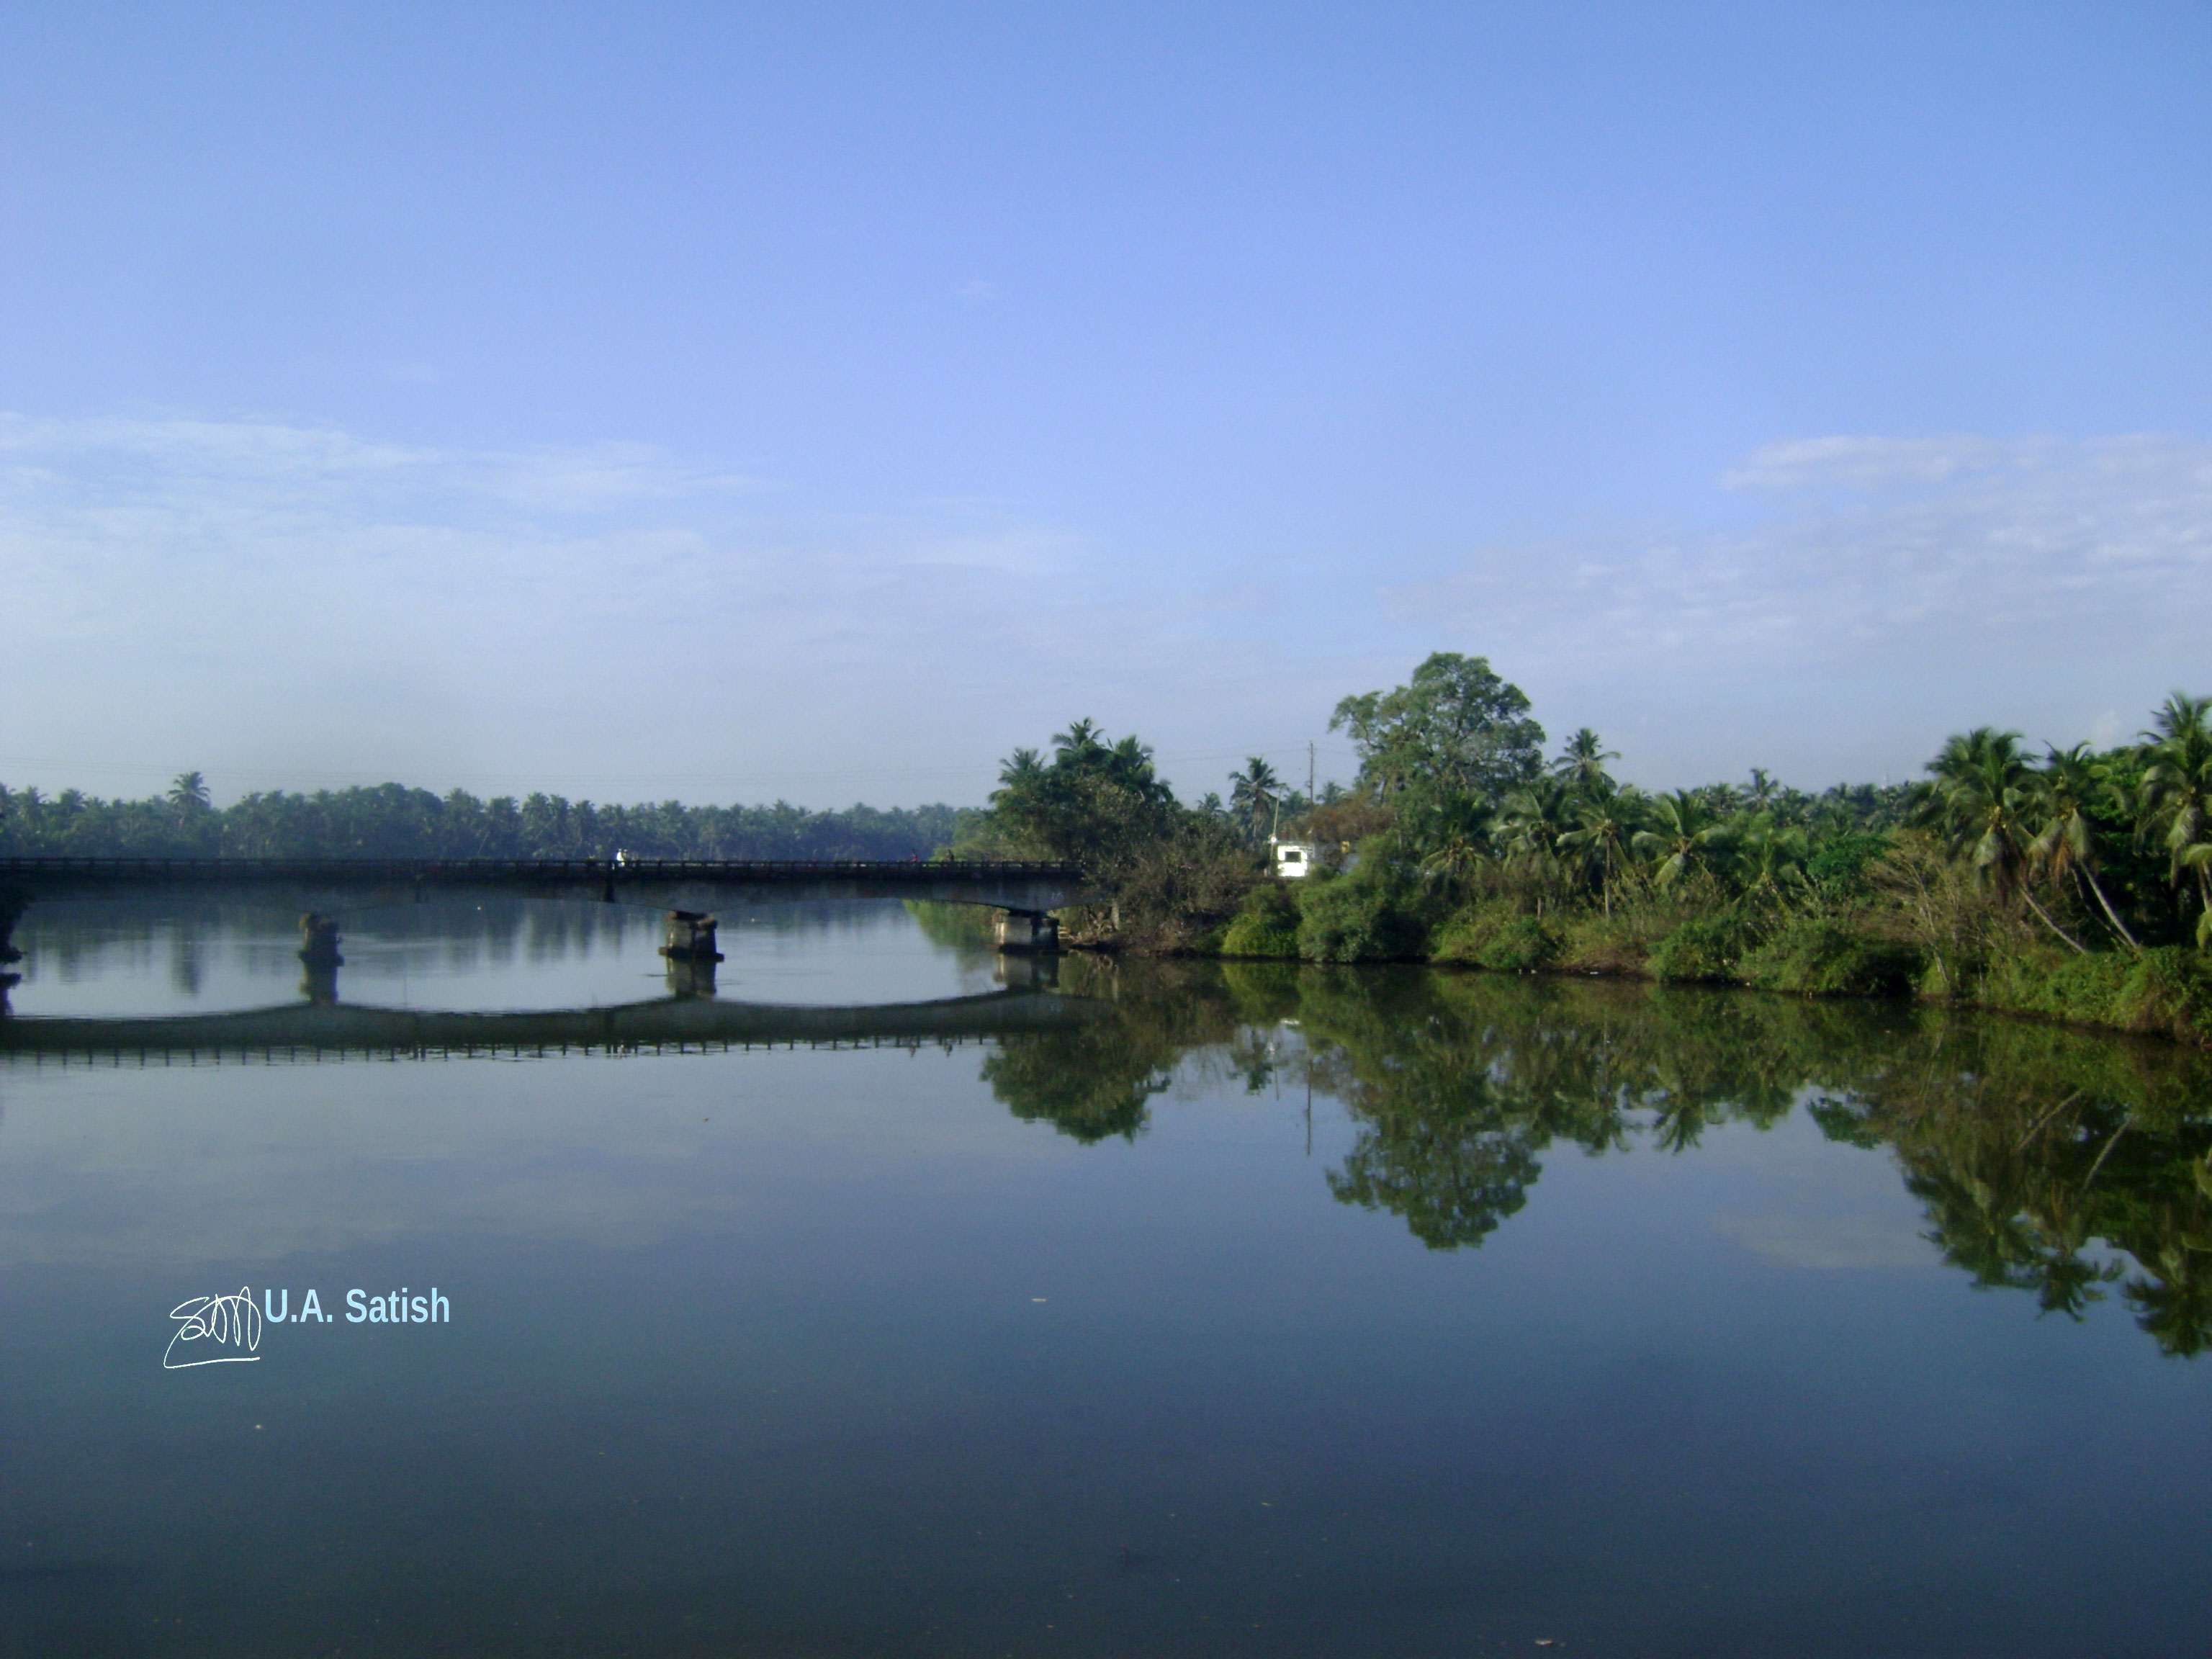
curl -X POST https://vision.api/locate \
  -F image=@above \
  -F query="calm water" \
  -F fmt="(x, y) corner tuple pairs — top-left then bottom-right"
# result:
(3, 900), (2211, 1657)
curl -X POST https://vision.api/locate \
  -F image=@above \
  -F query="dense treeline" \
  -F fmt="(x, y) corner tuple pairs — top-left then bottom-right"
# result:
(0, 774), (973, 862)
(968, 654), (2212, 1043)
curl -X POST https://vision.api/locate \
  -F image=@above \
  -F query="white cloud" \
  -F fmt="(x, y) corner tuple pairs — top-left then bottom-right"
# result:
(1711, 1210), (1936, 1271)
(0, 414), (1321, 802)
(1403, 433), (2212, 784)
(9, 414), (2202, 804)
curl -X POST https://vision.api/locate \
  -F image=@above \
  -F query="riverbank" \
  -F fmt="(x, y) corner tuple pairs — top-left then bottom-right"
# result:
(1204, 876), (2212, 1047)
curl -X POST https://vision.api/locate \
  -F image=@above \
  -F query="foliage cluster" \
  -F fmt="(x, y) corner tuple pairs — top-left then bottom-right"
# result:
(0, 773), (971, 862)
(963, 721), (1257, 952)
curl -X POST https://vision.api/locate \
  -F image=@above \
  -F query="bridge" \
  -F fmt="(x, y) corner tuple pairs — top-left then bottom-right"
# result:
(0, 856), (1099, 968)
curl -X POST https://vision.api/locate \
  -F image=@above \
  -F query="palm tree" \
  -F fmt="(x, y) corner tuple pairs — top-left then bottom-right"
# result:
(1228, 756), (1283, 845)
(1745, 768), (1780, 811)
(1419, 797), (1495, 881)
(1496, 780), (1576, 913)
(996, 747), (1046, 793)
(1920, 727), (2085, 949)
(1732, 811), (1809, 907)
(2138, 692), (2212, 944)
(1550, 729), (1617, 791)
(1631, 790), (1730, 892)
(1558, 784), (1645, 917)
(1052, 719), (1106, 763)
(168, 770), (211, 814)
(2030, 745), (2139, 950)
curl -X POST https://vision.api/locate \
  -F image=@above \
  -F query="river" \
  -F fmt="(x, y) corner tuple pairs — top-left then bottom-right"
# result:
(2, 897), (2208, 1656)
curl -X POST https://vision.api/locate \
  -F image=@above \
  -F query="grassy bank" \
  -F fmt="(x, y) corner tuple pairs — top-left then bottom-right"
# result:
(1209, 863), (2212, 1046)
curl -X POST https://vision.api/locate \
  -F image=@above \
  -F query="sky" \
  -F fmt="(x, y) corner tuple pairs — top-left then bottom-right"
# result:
(3, 1), (2208, 807)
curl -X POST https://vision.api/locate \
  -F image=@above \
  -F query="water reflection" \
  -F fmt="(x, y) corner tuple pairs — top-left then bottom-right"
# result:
(8, 914), (2212, 1655)
(979, 959), (2212, 1357)
(4, 896), (999, 1015)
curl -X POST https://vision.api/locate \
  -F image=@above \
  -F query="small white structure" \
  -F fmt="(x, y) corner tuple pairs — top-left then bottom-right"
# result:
(1270, 838), (1320, 879)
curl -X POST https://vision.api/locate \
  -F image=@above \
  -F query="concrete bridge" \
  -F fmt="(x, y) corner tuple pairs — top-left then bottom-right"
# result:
(0, 856), (1098, 968)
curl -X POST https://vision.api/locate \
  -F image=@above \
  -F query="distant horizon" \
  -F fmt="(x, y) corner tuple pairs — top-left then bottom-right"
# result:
(9, 685), (2190, 817)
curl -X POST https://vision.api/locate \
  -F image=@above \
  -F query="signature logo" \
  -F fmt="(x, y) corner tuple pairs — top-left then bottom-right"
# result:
(163, 1287), (263, 1370)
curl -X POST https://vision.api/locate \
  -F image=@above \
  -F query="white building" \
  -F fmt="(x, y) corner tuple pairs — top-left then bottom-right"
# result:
(1270, 838), (1320, 879)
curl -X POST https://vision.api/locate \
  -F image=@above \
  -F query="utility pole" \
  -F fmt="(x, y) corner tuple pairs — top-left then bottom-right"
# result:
(1308, 741), (1316, 808)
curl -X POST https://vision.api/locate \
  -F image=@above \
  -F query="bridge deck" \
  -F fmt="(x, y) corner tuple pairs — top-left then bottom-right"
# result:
(0, 856), (1097, 917)
(0, 856), (1079, 883)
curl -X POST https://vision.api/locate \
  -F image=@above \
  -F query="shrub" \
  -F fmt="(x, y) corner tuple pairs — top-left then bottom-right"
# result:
(1295, 854), (1432, 963)
(1431, 902), (1557, 971)
(1647, 914), (1753, 983)
(1976, 944), (2131, 1025)
(1220, 881), (1303, 958)
(1738, 918), (1920, 996)
(2113, 947), (2212, 1044)
(1975, 943), (2212, 1045)
(1805, 832), (1892, 896)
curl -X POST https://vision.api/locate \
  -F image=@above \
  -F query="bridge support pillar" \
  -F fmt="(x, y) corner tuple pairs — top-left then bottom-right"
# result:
(298, 914), (344, 965)
(994, 910), (1059, 953)
(994, 950), (1060, 991)
(660, 911), (724, 963)
(0, 888), (24, 966)
(665, 956), (719, 998)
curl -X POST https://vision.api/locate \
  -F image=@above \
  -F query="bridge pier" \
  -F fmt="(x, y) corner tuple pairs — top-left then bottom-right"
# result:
(660, 911), (724, 963)
(299, 957), (341, 1005)
(299, 913), (344, 966)
(994, 910), (1060, 953)
(993, 950), (1060, 992)
(665, 956), (719, 998)
(0, 888), (24, 965)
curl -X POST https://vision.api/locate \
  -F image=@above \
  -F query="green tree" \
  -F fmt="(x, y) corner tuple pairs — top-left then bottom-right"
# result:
(168, 770), (212, 814)
(1558, 783), (1646, 916)
(2030, 744), (2139, 950)
(2138, 693), (2212, 945)
(1920, 727), (2086, 951)
(987, 721), (1179, 866)
(1731, 810), (1809, 908)
(1228, 755), (1284, 845)
(1632, 789), (1731, 892)
(1496, 778), (1577, 909)
(1330, 653), (1545, 815)
(1551, 728), (1617, 791)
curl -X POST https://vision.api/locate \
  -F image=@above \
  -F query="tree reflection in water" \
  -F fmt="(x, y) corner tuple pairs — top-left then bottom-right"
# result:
(977, 957), (2212, 1355)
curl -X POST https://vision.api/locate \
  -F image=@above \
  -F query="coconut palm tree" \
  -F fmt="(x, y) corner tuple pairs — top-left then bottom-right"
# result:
(1496, 780), (1577, 913)
(1558, 784), (1645, 916)
(1228, 756), (1283, 845)
(1497, 779), (1573, 866)
(2138, 692), (2212, 944)
(2030, 745), (2139, 950)
(1631, 790), (1730, 892)
(1732, 811), (1809, 908)
(1418, 797), (1495, 881)
(168, 770), (211, 814)
(1052, 719), (1105, 760)
(1921, 727), (2088, 949)
(1550, 729), (1617, 791)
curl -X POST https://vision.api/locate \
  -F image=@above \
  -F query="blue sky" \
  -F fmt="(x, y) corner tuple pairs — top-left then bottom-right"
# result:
(4, 2), (2208, 805)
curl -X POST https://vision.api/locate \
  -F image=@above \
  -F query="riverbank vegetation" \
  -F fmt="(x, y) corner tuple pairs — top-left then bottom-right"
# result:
(0, 776), (968, 861)
(968, 656), (2212, 1045)
(9, 651), (2209, 1043)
